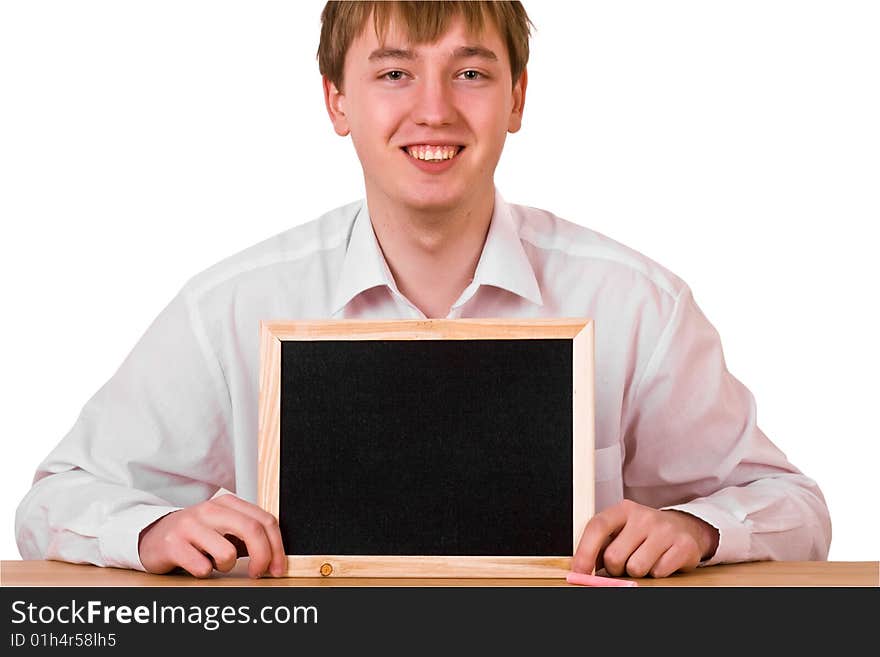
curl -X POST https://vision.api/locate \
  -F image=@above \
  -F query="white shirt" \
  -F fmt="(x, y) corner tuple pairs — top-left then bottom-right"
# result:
(15, 188), (832, 570)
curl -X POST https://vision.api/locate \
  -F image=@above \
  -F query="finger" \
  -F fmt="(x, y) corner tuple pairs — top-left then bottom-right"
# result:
(199, 505), (274, 578)
(650, 540), (701, 578)
(173, 541), (216, 579)
(264, 525), (287, 577)
(224, 533), (248, 559)
(216, 495), (286, 576)
(620, 532), (672, 578)
(212, 495), (286, 577)
(601, 523), (650, 577)
(572, 505), (628, 574)
(187, 525), (240, 573)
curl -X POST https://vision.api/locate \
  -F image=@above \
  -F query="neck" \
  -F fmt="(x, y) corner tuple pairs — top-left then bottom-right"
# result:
(366, 185), (495, 319)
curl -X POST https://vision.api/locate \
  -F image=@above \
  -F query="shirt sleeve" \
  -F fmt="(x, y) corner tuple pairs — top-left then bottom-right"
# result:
(622, 285), (832, 565)
(14, 284), (235, 571)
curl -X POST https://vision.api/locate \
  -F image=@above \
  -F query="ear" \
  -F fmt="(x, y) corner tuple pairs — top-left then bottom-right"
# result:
(323, 76), (350, 137)
(507, 68), (528, 134)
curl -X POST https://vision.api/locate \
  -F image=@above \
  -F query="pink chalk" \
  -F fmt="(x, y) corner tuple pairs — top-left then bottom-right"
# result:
(566, 571), (638, 587)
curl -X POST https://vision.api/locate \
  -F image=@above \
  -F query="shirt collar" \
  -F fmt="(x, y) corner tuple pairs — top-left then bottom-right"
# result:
(331, 189), (543, 316)
(470, 188), (543, 307)
(331, 200), (398, 315)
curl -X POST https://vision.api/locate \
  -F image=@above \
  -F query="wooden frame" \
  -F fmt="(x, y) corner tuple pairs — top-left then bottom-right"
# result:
(257, 318), (595, 577)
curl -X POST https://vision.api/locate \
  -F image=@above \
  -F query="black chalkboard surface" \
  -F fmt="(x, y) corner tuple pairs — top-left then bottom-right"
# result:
(257, 319), (594, 577)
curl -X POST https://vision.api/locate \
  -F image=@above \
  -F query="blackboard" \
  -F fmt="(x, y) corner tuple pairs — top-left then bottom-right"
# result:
(257, 319), (594, 577)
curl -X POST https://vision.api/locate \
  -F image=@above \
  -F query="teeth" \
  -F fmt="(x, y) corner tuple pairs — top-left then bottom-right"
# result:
(405, 145), (461, 161)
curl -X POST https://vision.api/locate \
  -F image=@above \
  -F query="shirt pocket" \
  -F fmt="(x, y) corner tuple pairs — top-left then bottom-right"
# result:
(594, 444), (624, 511)
(595, 444), (622, 483)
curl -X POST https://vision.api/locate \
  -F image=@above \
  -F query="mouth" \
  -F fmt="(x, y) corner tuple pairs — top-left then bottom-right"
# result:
(400, 144), (465, 162)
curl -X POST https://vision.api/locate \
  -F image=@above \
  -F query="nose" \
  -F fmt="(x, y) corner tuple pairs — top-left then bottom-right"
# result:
(411, 75), (457, 127)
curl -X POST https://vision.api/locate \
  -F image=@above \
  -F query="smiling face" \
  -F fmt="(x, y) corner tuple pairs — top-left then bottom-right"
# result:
(324, 13), (526, 215)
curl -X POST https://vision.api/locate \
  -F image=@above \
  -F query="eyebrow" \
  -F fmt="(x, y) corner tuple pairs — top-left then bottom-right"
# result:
(453, 46), (498, 62)
(367, 45), (499, 62)
(368, 47), (416, 61)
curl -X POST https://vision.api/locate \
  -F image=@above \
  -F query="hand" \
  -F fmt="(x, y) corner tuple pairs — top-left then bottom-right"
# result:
(572, 499), (719, 578)
(138, 494), (286, 578)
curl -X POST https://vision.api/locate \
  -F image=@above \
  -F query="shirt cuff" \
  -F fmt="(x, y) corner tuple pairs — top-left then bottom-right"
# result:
(210, 487), (235, 500)
(97, 503), (182, 572)
(661, 500), (750, 567)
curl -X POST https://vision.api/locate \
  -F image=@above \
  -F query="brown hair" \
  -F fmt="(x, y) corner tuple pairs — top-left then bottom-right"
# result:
(318, 1), (534, 90)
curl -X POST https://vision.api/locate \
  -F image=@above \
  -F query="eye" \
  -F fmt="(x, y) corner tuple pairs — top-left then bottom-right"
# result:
(459, 70), (484, 81)
(382, 70), (406, 81)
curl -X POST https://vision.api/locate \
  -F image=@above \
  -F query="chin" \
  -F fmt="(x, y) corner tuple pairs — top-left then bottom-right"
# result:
(403, 195), (461, 213)
(401, 185), (471, 213)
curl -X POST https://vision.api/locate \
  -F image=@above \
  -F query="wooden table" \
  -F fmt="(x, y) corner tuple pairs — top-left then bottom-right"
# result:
(2, 559), (877, 587)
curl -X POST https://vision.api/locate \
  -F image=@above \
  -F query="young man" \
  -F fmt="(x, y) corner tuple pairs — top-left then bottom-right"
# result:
(15, 1), (831, 579)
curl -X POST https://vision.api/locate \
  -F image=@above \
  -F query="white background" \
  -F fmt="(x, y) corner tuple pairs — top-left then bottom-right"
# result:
(1, 1), (877, 563)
